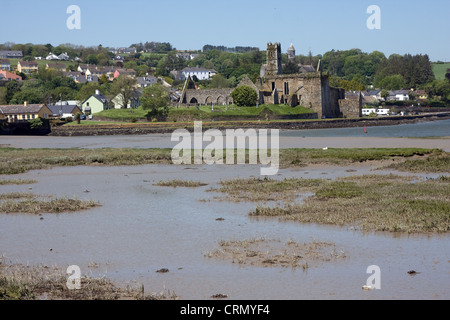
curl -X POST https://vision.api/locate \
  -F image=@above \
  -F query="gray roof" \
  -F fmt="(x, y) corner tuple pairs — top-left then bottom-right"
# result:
(389, 90), (410, 95)
(0, 51), (23, 58)
(47, 104), (81, 115)
(82, 94), (109, 106)
(0, 104), (47, 114)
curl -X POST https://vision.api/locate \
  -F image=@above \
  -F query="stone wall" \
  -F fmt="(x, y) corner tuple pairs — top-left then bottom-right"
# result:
(261, 72), (332, 118)
(183, 88), (234, 105)
(339, 93), (363, 118)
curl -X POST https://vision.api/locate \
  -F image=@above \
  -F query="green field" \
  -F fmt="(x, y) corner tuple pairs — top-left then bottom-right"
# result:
(94, 104), (315, 121)
(432, 63), (450, 80)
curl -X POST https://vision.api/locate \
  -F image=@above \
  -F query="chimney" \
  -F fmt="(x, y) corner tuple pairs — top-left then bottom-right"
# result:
(24, 101), (27, 106)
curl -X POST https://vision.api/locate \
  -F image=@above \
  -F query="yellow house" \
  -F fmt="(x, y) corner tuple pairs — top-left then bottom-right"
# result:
(17, 61), (38, 74)
(0, 103), (52, 122)
(415, 90), (428, 100)
(46, 62), (67, 72)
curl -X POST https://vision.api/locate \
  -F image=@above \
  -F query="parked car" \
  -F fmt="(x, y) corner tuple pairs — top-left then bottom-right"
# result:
(80, 114), (86, 120)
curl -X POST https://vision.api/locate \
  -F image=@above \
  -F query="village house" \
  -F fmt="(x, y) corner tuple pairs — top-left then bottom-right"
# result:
(77, 64), (97, 76)
(81, 90), (111, 115)
(180, 66), (217, 81)
(114, 68), (136, 78)
(0, 103), (52, 122)
(388, 90), (410, 101)
(0, 50), (23, 59)
(46, 52), (60, 60)
(0, 59), (11, 71)
(17, 61), (38, 74)
(47, 102), (82, 119)
(362, 90), (382, 102)
(65, 71), (86, 84)
(58, 53), (70, 61)
(414, 90), (428, 101)
(137, 76), (158, 88)
(0, 70), (22, 82)
(46, 62), (66, 72)
(116, 47), (137, 54)
(112, 90), (142, 109)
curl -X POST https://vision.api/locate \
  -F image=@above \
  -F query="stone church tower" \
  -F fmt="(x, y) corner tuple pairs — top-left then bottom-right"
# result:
(288, 43), (296, 63)
(266, 42), (282, 76)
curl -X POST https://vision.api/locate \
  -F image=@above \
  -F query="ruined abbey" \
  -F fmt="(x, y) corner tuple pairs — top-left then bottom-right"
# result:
(180, 42), (362, 119)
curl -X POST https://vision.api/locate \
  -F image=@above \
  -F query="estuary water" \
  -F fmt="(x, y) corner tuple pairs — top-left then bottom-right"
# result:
(0, 118), (449, 300)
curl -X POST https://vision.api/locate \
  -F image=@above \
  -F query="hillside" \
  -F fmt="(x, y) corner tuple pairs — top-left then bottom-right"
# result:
(432, 63), (450, 80)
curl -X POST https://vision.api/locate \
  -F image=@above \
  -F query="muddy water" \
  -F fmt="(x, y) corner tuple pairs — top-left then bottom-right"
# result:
(0, 164), (448, 300)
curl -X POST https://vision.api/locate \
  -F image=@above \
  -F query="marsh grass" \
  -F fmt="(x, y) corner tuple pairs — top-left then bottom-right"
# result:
(210, 177), (323, 202)
(0, 193), (99, 214)
(0, 147), (441, 175)
(0, 258), (177, 300)
(381, 149), (450, 173)
(204, 238), (346, 269)
(219, 174), (450, 233)
(0, 148), (174, 175)
(0, 179), (37, 185)
(153, 180), (208, 188)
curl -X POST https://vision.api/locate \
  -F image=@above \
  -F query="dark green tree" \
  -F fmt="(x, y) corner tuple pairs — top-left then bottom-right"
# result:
(140, 83), (170, 120)
(231, 85), (258, 107)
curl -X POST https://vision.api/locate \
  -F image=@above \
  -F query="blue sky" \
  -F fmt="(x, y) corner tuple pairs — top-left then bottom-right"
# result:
(2, 0), (449, 61)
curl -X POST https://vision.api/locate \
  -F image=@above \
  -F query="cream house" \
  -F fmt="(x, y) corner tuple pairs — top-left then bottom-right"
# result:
(0, 103), (52, 122)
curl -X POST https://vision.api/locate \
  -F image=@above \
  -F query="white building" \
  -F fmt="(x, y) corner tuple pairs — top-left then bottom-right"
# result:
(362, 108), (377, 116)
(376, 108), (390, 115)
(46, 52), (59, 60)
(181, 66), (217, 81)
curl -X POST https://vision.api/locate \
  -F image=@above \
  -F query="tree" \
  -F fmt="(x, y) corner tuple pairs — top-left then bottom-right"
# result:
(0, 87), (7, 104)
(109, 75), (138, 109)
(10, 88), (44, 104)
(5, 80), (21, 103)
(380, 89), (389, 101)
(75, 82), (101, 103)
(209, 74), (231, 89)
(231, 85), (258, 107)
(140, 83), (170, 120)
(379, 74), (406, 90)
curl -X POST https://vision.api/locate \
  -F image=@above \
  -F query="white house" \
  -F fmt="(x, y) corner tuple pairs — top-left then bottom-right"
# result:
(46, 52), (59, 60)
(58, 53), (70, 61)
(181, 66), (217, 81)
(388, 90), (410, 101)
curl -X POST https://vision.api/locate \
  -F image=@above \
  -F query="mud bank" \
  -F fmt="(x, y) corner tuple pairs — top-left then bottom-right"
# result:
(48, 113), (450, 136)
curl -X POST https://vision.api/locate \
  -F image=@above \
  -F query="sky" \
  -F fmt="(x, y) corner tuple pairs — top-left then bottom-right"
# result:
(1, 0), (449, 61)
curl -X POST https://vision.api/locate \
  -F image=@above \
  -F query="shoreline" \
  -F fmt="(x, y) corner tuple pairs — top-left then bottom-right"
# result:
(45, 113), (450, 136)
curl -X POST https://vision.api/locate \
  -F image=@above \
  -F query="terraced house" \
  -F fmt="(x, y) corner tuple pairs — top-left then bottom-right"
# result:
(0, 103), (52, 122)
(17, 60), (38, 74)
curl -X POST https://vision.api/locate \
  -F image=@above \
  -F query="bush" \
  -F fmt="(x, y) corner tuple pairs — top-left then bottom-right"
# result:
(231, 85), (258, 107)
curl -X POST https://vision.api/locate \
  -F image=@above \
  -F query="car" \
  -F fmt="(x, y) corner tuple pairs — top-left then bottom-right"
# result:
(80, 114), (86, 120)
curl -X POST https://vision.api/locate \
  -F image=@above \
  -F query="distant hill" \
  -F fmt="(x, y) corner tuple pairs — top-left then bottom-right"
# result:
(432, 62), (450, 80)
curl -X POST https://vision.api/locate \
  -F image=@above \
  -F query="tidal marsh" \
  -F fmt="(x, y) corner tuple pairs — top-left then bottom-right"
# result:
(0, 257), (176, 300)
(0, 147), (442, 175)
(204, 237), (346, 269)
(0, 193), (99, 214)
(153, 180), (208, 188)
(215, 174), (450, 233)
